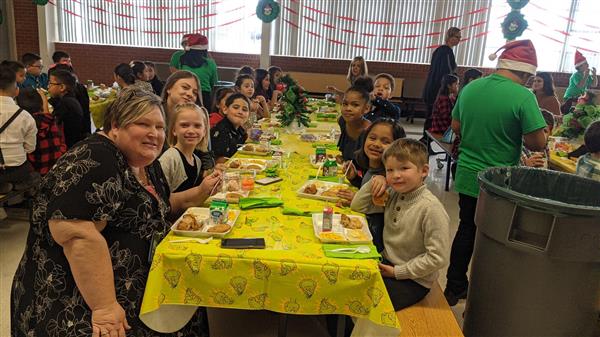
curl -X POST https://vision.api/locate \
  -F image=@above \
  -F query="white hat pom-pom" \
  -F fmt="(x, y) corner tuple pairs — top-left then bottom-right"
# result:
(488, 53), (498, 61)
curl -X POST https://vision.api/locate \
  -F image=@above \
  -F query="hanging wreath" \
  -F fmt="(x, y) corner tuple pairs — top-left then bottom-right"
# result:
(33, 0), (49, 5)
(256, 0), (280, 23)
(507, 0), (529, 10)
(502, 11), (528, 41)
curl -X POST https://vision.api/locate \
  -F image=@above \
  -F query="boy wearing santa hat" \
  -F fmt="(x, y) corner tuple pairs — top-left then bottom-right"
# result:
(561, 50), (597, 114)
(444, 40), (548, 306)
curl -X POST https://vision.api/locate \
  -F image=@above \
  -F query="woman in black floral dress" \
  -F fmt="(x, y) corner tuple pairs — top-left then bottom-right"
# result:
(11, 87), (221, 337)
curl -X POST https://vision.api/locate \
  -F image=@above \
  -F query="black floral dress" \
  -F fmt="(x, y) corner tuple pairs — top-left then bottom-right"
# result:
(11, 134), (209, 337)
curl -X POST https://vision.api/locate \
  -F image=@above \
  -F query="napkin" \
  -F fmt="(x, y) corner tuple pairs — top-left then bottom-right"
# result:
(239, 197), (284, 210)
(307, 175), (343, 183)
(281, 207), (316, 217)
(311, 143), (338, 150)
(322, 244), (381, 260)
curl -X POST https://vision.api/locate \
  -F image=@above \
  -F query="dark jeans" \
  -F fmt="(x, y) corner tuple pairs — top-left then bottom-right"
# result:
(446, 193), (478, 293)
(383, 277), (430, 311)
(0, 161), (33, 185)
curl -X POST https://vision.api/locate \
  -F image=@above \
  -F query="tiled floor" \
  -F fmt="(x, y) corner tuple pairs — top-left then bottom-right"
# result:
(0, 120), (467, 336)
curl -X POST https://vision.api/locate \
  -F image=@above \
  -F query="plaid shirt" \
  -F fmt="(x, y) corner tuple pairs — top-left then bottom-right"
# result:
(576, 153), (600, 181)
(27, 112), (67, 175)
(429, 95), (456, 133)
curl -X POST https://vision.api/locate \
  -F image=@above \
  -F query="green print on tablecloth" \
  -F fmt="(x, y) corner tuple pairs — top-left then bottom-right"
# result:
(230, 276), (248, 296)
(185, 253), (202, 274)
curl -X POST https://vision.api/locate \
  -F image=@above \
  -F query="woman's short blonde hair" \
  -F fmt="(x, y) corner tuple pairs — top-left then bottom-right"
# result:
(167, 103), (209, 152)
(103, 87), (163, 132)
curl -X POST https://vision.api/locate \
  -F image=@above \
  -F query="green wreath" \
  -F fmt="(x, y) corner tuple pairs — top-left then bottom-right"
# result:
(502, 11), (528, 41)
(256, 0), (280, 23)
(507, 0), (529, 10)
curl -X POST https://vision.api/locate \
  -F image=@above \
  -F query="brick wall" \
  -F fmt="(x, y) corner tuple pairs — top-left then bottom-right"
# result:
(14, 1), (40, 58)
(54, 43), (576, 97)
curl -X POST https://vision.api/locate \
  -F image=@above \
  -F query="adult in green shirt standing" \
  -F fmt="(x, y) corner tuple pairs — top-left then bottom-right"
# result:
(172, 34), (219, 110)
(561, 50), (597, 114)
(444, 40), (547, 306)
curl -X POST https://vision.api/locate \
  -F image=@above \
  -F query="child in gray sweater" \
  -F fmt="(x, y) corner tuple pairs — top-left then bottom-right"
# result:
(351, 138), (450, 310)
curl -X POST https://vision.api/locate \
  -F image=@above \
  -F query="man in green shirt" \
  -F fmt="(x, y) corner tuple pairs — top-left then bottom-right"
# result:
(445, 40), (547, 306)
(561, 50), (598, 114)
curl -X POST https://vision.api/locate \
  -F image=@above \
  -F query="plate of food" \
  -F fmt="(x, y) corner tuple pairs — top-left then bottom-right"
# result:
(208, 173), (250, 204)
(297, 180), (349, 202)
(225, 158), (269, 171)
(312, 213), (372, 244)
(238, 143), (272, 156)
(299, 133), (337, 143)
(171, 207), (240, 238)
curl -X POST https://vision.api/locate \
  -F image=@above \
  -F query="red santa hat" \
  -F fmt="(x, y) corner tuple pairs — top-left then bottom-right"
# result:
(488, 39), (538, 75)
(181, 34), (208, 51)
(574, 50), (587, 68)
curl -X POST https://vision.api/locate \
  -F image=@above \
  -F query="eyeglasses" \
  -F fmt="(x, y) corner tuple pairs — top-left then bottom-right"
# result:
(48, 82), (63, 87)
(29, 64), (44, 69)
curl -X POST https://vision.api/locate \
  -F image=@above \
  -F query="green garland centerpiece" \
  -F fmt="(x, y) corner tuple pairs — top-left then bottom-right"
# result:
(276, 74), (311, 128)
(554, 93), (600, 139)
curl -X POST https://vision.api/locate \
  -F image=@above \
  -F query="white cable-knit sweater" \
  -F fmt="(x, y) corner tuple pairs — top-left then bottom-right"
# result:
(351, 181), (450, 288)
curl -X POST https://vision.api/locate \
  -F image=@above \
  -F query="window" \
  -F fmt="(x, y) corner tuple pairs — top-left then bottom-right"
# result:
(272, 0), (491, 66)
(55, 0), (262, 53)
(54, 0), (600, 71)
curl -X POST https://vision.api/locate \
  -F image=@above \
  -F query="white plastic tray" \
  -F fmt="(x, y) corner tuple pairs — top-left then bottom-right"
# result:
(225, 158), (269, 172)
(296, 180), (347, 202)
(171, 207), (240, 238)
(312, 213), (372, 244)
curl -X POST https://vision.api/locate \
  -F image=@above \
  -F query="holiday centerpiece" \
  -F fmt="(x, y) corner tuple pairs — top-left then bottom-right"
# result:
(554, 92), (600, 139)
(276, 74), (311, 129)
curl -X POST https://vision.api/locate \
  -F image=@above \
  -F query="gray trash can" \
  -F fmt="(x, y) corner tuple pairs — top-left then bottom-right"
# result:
(463, 167), (600, 337)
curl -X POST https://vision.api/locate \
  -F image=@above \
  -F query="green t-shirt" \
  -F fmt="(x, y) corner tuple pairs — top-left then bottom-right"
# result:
(181, 58), (219, 93)
(452, 73), (547, 197)
(169, 50), (184, 69)
(563, 71), (593, 100)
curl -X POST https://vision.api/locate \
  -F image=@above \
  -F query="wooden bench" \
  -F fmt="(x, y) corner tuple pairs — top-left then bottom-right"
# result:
(287, 71), (404, 98)
(425, 131), (454, 192)
(396, 282), (464, 337)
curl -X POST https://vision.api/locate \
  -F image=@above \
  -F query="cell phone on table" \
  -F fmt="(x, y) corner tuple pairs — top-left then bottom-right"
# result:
(221, 238), (266, 249)
(255, 177), (283, 185)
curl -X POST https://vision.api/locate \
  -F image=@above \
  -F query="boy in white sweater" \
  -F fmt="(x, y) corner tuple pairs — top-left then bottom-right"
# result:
(351, 138), (450, 310)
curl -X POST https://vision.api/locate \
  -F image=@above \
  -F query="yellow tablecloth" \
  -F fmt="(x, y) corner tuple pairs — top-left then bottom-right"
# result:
(548, 153), (577, 174)
(90, 98), (115, 129)
(139, 124), (401, 335)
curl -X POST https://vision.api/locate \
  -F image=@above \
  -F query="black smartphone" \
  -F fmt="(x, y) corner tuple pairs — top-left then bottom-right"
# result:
(221, 238), (266, 249)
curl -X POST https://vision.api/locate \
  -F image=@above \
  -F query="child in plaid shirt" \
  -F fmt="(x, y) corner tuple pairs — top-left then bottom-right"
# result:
(576, 121), (600, 181)
(429, 74), (459, 134)
(16, 87), (66, 175)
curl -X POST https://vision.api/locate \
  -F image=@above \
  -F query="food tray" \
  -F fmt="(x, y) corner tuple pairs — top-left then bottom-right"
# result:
(208, 190), (250, 204)
(297, 180), (348, 202)
(299, 133), (337, 143)
(225, 158), (269, 172)
(312, 213), (372, 244)
(237, 144), (272, 156)
(171, 207), (240, 238)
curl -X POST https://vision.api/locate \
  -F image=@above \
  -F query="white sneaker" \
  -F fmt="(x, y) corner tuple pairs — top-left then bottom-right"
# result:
(0, 207), (7, 221)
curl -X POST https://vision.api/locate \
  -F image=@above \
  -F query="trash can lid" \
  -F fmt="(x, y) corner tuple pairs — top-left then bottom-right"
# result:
(478, 167), (600, 216)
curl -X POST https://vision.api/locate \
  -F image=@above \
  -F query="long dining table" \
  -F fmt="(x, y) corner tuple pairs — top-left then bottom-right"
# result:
(139, 115), (402, 337)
